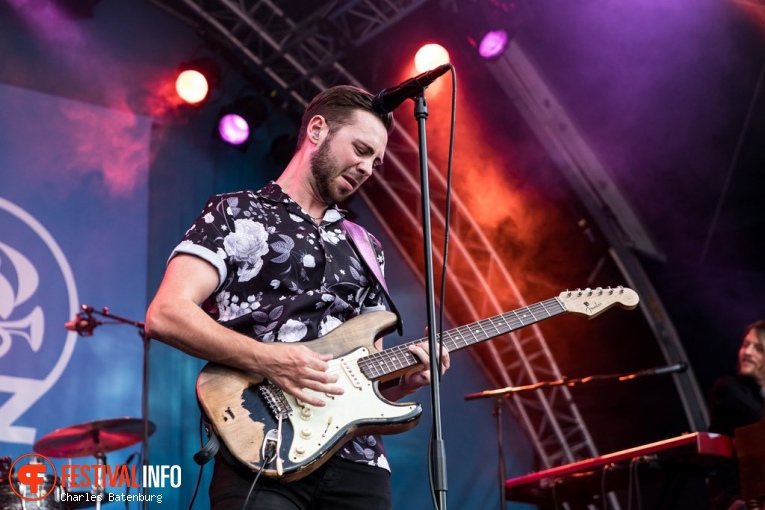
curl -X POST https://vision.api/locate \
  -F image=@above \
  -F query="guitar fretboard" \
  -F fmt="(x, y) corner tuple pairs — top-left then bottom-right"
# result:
(358, 297), (566, 380)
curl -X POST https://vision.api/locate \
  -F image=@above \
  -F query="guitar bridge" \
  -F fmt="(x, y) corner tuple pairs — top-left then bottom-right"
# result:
(259, 383), (292, 420)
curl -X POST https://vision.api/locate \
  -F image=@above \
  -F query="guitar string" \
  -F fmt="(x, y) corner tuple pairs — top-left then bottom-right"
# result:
(325, 290), (626, 378)
(319, 298), (567, 380)
(268, 292), (622, 391)
(299, 292), (621, 378)
(362, 301), (561, 372)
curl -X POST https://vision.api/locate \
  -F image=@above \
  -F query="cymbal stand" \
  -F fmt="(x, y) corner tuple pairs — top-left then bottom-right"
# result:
(93, 450), (105, 510)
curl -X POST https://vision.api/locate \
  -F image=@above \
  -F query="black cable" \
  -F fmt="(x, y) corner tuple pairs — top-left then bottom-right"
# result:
(186, 457), (204, 510)
(428, 63), (457, 510)
(186, 415), (206, 510)
(428, 426), (438, 510)
(437, 63), (457, 377)
(242, 444), (276, 510)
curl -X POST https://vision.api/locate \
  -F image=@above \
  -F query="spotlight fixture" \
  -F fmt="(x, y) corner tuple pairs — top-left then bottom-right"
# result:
(477, 29), (509, 59)
(175, 58), (220, 105)
(414, 43), (450, 74)
(214, 95), (268, 150)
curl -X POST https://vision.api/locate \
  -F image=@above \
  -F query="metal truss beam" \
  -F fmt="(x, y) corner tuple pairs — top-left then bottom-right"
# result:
(155, 0), (429, 107)
(486, 41), (709, 433)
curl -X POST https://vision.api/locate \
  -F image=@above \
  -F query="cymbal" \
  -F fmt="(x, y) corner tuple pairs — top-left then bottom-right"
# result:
(33, 418), (155, 458)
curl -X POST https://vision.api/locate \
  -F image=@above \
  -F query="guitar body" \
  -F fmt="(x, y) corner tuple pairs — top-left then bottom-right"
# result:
(196, 311), (422, 482)
(196, 287), (640, 482)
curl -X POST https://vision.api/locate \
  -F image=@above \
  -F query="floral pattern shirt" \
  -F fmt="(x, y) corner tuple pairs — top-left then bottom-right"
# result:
(171, 181), (391, 471)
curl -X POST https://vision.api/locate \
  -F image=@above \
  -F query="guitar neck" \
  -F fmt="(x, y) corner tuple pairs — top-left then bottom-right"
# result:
(358, 297), (567, 381)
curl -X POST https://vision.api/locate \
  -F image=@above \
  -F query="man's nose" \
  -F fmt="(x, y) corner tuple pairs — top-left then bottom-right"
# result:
(357, 159), (374, 177)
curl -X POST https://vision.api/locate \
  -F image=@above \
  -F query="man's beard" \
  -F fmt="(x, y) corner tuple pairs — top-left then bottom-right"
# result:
(310, 135), (345, 204)
(738, 358), (762, 379)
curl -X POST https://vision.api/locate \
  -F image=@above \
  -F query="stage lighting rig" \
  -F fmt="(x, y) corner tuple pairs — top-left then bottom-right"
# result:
(175, 58), (220, 106)
(214, 95), (268, 151)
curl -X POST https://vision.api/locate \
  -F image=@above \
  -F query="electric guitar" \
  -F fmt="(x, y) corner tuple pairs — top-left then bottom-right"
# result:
(196, 286), (639, 482)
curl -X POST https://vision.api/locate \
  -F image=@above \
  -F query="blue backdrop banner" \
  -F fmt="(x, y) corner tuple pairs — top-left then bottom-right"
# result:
(0, 82), (151, 500)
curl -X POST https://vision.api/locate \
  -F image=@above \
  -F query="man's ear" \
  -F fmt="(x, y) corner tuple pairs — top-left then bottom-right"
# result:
(307, 115), (326, 144)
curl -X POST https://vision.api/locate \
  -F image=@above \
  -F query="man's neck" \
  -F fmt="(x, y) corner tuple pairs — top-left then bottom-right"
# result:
(739, 372), (765, 395)
(275, 163), (329, 219)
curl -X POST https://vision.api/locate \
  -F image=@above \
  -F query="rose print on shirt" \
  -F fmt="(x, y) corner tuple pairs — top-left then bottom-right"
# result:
(223, 219), (269, 282)
(277, 318), (307, 342)
(318, 315), (342, 336)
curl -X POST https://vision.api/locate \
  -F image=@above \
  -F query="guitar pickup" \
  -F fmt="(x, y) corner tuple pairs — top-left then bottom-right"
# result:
(340, 349), (368, 390)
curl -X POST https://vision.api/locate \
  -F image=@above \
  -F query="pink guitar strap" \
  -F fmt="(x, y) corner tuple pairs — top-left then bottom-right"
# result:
(344, 219), (403, 335)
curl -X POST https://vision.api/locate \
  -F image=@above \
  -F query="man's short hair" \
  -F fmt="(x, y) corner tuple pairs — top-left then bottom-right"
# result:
(295, 85), (394, 150)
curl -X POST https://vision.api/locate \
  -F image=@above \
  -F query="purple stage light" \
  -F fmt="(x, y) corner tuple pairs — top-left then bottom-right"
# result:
(478, 30), (509, 59)
(218, 113), (250, 145)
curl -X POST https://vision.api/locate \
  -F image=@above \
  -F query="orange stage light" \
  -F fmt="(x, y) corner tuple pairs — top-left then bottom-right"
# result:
(174, 59), (219, 105)
(414, 43), (450, 73)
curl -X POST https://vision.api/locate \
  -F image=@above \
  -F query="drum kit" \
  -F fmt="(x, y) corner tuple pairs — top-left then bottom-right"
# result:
(1, 418), (155, 510)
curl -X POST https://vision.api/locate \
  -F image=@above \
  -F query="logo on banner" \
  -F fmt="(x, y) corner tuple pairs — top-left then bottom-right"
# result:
(0, 198), (80, 445)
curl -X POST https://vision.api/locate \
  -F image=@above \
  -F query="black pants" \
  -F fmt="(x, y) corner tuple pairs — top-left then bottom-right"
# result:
(210, 454), (392, 510)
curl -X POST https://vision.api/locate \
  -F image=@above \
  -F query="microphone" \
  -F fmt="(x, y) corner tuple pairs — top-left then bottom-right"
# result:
(64, 313), (100, 336)
(619, 362), (687, 381)
(371, 63), (451, 114)
(647, 362), (688, 376)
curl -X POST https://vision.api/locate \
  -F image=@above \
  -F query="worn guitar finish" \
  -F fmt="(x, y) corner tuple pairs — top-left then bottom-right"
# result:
(196, 287), (639, 482)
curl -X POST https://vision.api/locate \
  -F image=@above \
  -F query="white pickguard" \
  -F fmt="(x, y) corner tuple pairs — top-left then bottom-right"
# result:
(283, 347), (418, 464)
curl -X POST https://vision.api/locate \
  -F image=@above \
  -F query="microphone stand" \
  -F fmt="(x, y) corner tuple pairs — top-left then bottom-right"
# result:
(464, 363), (687, 508)
(412, 92), (448, 510)
(79, 305), (151, 510)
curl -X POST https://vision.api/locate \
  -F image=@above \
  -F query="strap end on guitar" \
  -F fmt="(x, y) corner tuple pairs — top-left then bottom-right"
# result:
(193, 417), (220, 465)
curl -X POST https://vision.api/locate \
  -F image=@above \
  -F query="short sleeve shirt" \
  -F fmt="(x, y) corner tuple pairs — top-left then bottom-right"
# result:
(172, 181), (391, 470)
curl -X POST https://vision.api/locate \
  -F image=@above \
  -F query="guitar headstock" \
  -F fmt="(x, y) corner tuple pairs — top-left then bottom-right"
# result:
(559, 287), (639, 318)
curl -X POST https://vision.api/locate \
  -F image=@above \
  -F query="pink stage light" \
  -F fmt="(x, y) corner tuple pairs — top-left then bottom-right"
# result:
(478, 30), (509, 59)
(217, 113), (250, 146)
(214, 96), (267, 150)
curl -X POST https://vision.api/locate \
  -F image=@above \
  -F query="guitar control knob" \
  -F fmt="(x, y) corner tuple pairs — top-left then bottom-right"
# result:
(300, 428), (312, 439)
(294, 446), (306, 456)
(300, 407), (313, 420)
